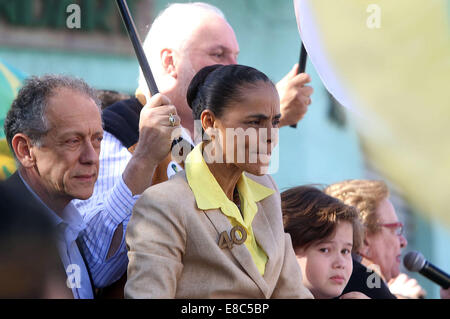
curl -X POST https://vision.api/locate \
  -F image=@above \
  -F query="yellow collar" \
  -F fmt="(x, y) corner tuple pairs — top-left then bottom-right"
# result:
(185, 143), (274, 228)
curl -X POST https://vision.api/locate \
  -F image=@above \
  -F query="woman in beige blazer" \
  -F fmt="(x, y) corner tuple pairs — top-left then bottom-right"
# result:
(125, 64), (313, 299)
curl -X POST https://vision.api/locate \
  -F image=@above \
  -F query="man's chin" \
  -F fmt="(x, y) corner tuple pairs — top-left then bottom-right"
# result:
(70, 189), (95, 201)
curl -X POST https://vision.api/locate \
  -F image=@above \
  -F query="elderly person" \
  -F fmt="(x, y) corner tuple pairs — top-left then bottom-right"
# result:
(3, 75), (103, 298)
(325, 179), (425, 299)
(3, 75), (176, 298)
(75, 2), (314, 296)
(138, 2), (313, 137)
(125, 64), (313, 298)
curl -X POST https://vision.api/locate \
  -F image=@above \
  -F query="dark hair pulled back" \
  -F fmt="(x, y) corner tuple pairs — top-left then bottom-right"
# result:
(186, 64), (275, 120)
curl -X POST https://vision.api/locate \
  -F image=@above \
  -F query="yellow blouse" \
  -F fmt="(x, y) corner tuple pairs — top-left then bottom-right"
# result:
(185, 143), (274, 275)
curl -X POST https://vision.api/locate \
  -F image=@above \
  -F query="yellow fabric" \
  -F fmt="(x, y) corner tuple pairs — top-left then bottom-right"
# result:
(0, 62), (22, 96)
(296, 0), (450, 226)
(185, 143), (274, 275)
(0, 138), (16, 180)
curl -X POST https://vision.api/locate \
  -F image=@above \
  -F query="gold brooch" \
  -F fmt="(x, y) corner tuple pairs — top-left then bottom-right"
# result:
(218, 226), (247, 249)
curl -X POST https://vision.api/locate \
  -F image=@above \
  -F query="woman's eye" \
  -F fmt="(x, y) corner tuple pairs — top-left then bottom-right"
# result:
(342, 249), (351, 255)
(319, 248), (329, 253)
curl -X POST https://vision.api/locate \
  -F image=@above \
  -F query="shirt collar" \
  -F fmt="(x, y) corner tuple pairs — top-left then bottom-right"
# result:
(185, 143), (274, 227)
(59, 202), (86, 244)
(18, 170), (63, 226)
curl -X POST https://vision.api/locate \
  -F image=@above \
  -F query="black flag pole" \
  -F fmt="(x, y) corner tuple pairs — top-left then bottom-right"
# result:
(116, 0), (158, 95)
(298, 42), (308, 75)
(290, 42), (308, 128)
(116, 0), (184, 149)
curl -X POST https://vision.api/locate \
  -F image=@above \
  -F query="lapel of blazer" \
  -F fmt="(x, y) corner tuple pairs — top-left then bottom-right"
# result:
(6, 172), (57, 214)
(5, 172), (40, 205)
(5, 171), (25, 189)
(251, 202), (277, 280)
(203, 208), (271, 298)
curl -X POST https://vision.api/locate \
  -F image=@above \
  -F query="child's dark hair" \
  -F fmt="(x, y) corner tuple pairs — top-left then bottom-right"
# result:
(281, 185), (363, 252)
(186, 64), (276, 120)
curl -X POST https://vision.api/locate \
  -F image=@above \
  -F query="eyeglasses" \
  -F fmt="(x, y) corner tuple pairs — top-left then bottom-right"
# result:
(378, 222), (404, 236)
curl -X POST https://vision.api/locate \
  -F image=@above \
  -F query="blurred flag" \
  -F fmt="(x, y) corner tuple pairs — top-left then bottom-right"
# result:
(0, 138), (15, 180)
(0, 59), (25, 179)
(294, 0), (450, 226)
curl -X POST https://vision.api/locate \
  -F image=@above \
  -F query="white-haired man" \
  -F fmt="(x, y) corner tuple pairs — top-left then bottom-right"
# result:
(74, 2), (313, 296)
(140, 2), (312, 137)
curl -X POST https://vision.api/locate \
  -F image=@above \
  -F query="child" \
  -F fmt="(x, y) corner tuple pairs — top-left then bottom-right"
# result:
(282, 185), (367, 299)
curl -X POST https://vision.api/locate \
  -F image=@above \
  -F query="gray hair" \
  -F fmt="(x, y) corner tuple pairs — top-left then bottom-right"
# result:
(139, 2), (227, 92)
(4, 74), (100, 154)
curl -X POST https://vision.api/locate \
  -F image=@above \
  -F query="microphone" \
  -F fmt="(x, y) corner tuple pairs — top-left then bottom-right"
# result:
(404, 251), (450, 289)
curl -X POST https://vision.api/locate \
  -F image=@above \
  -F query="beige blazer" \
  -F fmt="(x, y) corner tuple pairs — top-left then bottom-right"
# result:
(125, 171), (313, 299)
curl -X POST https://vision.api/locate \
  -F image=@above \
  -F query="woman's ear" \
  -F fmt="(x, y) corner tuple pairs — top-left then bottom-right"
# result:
(359, 234), (371, 258)
(200, 110), (216, 136)
(161, 48), (177, 78)
(11, 134), (36, 168)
